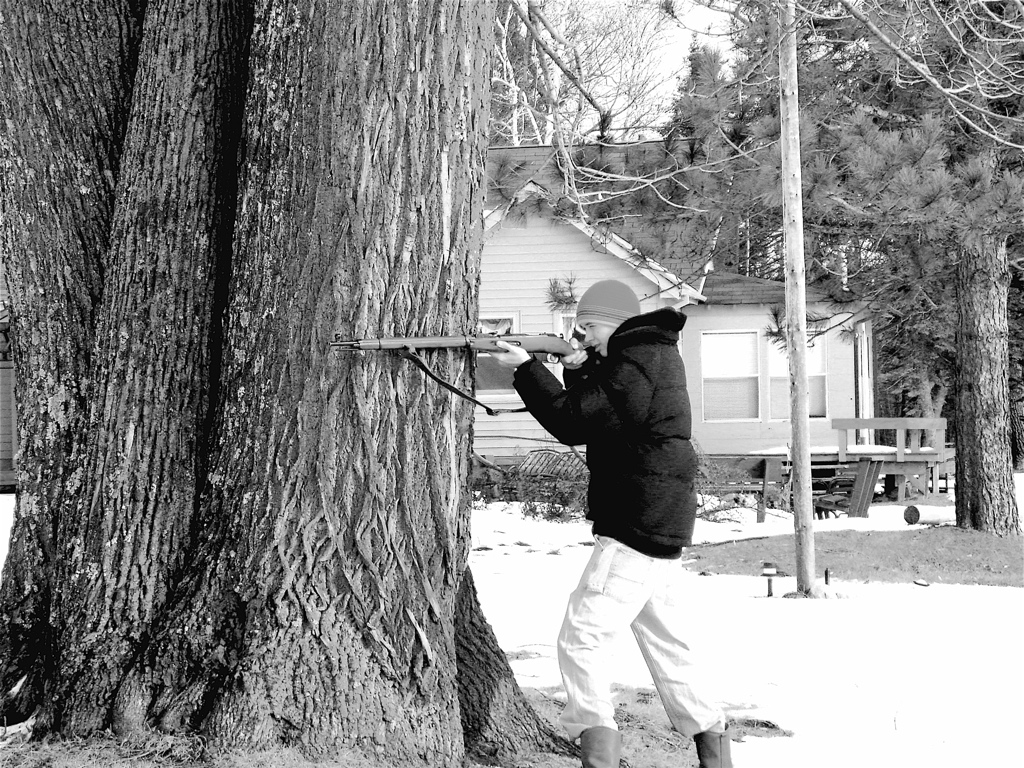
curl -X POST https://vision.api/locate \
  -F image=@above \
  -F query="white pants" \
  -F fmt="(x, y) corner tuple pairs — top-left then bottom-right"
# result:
(557, 535), (727, 740)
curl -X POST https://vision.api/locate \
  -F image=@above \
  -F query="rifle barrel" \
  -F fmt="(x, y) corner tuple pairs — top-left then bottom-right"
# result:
(331, 334), (573, 355)
(332, 336), (475, 351)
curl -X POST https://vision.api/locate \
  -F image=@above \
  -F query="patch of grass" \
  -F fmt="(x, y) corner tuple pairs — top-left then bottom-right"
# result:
(685, 526), (1024, 586)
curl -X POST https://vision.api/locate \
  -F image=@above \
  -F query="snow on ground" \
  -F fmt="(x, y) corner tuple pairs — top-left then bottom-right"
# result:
(0, 475), (1022, 767)
(469, 473), (1024, 768)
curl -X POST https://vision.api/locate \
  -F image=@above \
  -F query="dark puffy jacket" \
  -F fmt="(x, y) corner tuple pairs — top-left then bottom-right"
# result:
(512, 308), (697, 557)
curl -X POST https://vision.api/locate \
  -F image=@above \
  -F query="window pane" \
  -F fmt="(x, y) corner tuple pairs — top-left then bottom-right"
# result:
(704, 377), (758, 420)
(702, 332), (758, 376)
(770, 375), (827, 418)
(806, 337), (826, 374)
(477, 353), (515, 391)
(770, 377), (789, 419)
(560, 314), (575, 340)
(479, 317), (513, 335)
(767, 339), (788, 376)
(768, 335), (826, 375)
(808, 375), (826, 417)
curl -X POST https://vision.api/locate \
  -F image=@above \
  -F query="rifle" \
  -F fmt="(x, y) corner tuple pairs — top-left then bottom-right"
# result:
(331, 333), (576, 415)
(330, 333), (574, 356)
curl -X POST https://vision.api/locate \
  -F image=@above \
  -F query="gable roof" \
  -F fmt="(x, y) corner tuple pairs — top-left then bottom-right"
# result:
(562, 218), (705, 305)
(487, 142), (718, 280)
(484, 188), (705, 306)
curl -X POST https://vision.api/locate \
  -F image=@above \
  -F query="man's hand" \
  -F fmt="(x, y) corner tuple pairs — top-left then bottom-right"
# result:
(560, 338), (588, 370)
(490, 340), (532, 368)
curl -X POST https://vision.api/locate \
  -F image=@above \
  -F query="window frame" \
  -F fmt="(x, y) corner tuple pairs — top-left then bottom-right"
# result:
(767, 328), (829, 421)
(475, 312), (522, 395)
(700, 329), (762, 423)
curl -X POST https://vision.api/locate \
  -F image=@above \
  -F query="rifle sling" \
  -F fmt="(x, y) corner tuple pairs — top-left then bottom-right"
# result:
(399, 348), (528, 417)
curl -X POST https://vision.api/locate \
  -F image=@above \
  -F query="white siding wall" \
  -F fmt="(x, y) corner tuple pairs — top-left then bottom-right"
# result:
(681, 303), (860, 455)
(475, 213), (868, 459)
(475, 214), (666, 459)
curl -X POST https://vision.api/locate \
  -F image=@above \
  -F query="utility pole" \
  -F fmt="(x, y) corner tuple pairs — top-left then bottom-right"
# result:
(779, 0), (816, 593)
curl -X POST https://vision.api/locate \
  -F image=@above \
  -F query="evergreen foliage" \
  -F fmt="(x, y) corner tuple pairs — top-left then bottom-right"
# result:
(653, 1), (1024, 430)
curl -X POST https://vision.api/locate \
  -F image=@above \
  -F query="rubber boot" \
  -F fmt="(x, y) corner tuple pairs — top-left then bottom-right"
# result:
(693, 724), (733, 768)
(579, 725), (621, 768)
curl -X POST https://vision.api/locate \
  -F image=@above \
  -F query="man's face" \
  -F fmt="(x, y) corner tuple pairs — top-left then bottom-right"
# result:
(577, 320), (619, 357)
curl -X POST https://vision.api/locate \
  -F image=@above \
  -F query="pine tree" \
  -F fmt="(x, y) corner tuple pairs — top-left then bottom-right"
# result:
(659, 0), (1022, 532)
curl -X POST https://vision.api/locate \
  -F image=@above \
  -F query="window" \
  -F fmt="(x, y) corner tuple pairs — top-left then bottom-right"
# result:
(554, 311), (586, 345)
(701, 331), (759, 420)
(476, 315), (517, 392)
(767, 333), (827, 419)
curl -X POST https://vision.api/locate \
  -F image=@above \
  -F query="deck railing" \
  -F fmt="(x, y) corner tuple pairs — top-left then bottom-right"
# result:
(831, 418), (947, 463)
(831, 418), (950, 498)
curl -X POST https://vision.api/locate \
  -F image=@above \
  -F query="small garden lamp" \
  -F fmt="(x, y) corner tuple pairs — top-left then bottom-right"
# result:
(762, 561), (777, 597)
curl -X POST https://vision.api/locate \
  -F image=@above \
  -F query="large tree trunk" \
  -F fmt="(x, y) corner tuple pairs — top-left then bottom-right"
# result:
(1009, 273), (1024, 471)
(1, 1), (567, 763)
(0, 0), (142, 721)
(177, 3), (488, 757)
(49, 0), (251, 734)
(1011, 362), (1024, 471)
(954, 237), (1021, 535)
(457, 568), (576, 764)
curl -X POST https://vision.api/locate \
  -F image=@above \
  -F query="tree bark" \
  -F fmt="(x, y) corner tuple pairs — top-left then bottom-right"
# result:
(48, 0), (251, 734)
(3, 0), (568, 763)
(457, 567), (576, 764)
(1011, 362), (1024, 471)
(0, 0), (142, 723)
(954, 237), (1021, 535)
(181, 3), (488, 758)
(1009, 276), (1024, 471)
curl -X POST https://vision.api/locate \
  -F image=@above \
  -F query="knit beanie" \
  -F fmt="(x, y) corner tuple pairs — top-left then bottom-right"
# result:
(575, 280), (641, 326)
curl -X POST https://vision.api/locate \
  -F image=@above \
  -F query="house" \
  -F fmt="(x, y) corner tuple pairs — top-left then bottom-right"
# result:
(679, 271), (873, 456)
(474, 191), (705, 459)
(475, 144), (874, 462)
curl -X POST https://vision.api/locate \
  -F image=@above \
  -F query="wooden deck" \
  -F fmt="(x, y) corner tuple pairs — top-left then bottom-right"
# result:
(746, 418), (953, 501)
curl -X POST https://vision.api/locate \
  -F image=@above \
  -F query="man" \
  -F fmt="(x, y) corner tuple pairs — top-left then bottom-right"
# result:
(492, 280), (732, 768)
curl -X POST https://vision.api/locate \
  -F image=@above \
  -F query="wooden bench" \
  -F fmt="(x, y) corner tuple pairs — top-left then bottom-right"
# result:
(701, 455), (788, 522)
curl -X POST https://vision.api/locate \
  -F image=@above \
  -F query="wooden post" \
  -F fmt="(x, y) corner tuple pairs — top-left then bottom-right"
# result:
(779, 0), (816, 594)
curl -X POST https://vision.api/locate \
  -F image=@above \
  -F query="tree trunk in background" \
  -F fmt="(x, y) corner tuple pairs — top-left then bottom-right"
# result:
(954, 237), (1021, 535)
(2, 1), (567, 763)
(1010, 276), (1024, 471)
(0, 0), (142, 721)
(1011, 362), (1024, 470)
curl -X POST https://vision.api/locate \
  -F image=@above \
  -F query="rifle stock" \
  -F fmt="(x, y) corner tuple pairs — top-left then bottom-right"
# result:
(331, 333), (574, 356)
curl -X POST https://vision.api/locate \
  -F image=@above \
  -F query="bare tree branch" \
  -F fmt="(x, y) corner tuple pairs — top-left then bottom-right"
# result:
(831, 0), (1024, 150)
(509, 0), (606, 117)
